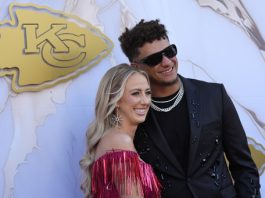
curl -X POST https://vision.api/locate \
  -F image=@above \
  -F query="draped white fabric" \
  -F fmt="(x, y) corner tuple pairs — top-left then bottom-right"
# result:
(0, 0), (264, 197)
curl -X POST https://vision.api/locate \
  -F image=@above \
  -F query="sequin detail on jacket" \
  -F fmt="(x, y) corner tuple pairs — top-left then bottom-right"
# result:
(91, 150), (161, 198)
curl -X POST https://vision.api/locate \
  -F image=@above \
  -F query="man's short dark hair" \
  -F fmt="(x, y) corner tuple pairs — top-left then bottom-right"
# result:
(119, 19), (168, 62)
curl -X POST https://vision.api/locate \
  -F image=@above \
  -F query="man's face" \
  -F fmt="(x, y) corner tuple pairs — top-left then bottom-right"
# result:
(134, 38), (178, 87)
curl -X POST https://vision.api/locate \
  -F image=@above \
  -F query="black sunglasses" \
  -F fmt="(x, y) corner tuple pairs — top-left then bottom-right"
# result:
(136, 44), (177, 67)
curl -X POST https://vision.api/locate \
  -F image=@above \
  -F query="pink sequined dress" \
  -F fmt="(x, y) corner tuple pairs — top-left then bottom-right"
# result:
(91, 150), (161, 198)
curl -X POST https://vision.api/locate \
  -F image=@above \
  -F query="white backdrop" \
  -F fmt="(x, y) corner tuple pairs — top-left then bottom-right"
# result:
(0, 0), (264, 197)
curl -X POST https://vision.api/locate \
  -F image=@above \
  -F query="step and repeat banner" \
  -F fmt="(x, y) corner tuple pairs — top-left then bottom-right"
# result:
(0, 0), (264, 197)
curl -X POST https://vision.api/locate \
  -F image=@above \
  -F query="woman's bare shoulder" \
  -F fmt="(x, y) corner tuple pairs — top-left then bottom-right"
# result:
(95, 129), (135, 160)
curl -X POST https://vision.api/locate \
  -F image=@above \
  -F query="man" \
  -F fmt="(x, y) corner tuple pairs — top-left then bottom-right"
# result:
(119, 19), (260, 198)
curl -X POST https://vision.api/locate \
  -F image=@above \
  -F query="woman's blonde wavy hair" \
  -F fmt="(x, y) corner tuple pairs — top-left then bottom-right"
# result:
(80, 63), (149, 197)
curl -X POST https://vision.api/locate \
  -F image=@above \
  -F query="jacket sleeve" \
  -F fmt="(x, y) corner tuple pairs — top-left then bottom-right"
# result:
(221, 84), (260, 197)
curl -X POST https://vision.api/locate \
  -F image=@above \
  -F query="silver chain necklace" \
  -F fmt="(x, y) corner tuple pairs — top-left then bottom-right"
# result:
(151, 79), (184, 112)
(151, 89), (180, 103)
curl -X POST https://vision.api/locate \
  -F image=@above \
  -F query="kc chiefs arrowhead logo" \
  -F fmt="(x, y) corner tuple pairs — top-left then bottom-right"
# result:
(0, 3), (113, 92)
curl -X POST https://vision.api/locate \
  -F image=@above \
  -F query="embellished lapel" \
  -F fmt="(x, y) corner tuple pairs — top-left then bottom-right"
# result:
(180, 76), (202, 175)
(144, 100), (185, 176)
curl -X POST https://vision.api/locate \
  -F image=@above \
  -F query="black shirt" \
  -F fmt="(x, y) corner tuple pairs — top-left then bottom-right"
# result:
(152, 91), (190, 173)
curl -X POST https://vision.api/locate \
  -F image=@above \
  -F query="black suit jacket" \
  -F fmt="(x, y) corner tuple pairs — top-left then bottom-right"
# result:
(134, 75), (260, 198)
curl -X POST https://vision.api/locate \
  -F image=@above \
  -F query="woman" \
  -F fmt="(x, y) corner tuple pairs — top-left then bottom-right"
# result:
(80, 64), (161, 198)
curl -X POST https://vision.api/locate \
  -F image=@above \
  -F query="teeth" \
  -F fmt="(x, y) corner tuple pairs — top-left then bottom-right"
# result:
(135, 109), (146, 114)
(162, 67), (172, 74)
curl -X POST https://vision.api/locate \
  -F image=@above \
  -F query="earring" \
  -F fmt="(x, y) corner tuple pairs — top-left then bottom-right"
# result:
(111, 106), (122, 127)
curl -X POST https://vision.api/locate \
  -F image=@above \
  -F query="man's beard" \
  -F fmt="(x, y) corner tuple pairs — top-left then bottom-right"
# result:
(150, 76), (178, 87)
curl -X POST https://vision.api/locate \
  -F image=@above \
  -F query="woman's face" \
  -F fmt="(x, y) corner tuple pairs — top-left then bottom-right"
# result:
(117, 73), (151, 127)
